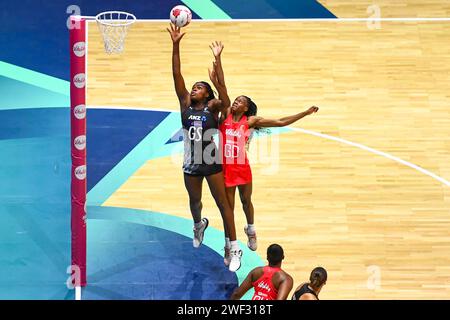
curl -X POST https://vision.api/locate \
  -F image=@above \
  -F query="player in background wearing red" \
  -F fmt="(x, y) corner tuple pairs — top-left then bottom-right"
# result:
(230, 244), (293, 300)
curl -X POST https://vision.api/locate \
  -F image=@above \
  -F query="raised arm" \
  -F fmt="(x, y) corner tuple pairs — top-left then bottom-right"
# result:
(248, 106), (319, 128)
(167, 23), (190, 112)
(210, 42), (226, 87)
(207, 65), (228, 114)
(209, 41), (231, 111)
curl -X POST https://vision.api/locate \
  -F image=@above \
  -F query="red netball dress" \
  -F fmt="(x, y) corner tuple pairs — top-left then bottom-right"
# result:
(252, 266), (282, 300)
(219, 114), (253, 187)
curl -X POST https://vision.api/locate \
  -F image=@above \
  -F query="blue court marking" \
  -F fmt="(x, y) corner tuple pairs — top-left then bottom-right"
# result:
(86, 109), (170, 192)
(0, 61), (69, 97)
(0, 108), (69, 140)
(87, 112), (181, 205)
(88, 206), (263, 300)
(208, 0), (336, 19)
(87, 109), (292, 205)
(86, 218), (238, 299)
(0, 0), (201, 80)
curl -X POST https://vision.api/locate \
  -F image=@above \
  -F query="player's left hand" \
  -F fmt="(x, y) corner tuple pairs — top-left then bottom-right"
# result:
(167, 23), (186, 43)
(306, 106), (319, 115)
(209, 41), (224, 58)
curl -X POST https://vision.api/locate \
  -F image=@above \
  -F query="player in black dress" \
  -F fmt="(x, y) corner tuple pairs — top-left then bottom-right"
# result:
(167, 23), (242, 272)
(291, 267), (327, 300)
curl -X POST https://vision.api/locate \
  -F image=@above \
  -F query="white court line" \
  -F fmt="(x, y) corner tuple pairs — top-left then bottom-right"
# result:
(85, 106), (450, 187)
(289, 127), (450, 187)
(87, 105), (177, 113)
(75, 286), (81, 300)
(85, 18), (450, 23)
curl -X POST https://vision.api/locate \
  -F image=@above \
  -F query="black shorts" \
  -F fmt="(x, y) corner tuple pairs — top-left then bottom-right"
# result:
(183, 163), (223, 176)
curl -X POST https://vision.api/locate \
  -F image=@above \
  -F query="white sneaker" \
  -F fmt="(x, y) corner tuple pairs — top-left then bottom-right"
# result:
(193, 218), (209, 248)
(229, 249), (243, 272)
(224, 246), (231, 266)
(244, 226), (257, 251)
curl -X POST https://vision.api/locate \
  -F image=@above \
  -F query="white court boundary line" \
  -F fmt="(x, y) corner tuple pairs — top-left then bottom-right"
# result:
(85, 106), (450, 188)
(84, 18), (450, 23)
(87, 105), (178, 113)
(75, 286), (81, 300)
(289, 127), (450, 187)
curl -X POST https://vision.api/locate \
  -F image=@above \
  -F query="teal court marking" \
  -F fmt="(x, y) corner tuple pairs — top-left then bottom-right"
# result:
(0, 61), (69, 96)
(87, 111), (181, 205)
(88, 205), (264, 300)
(0, 61), (69, 111)
(181, 0), (232, 19)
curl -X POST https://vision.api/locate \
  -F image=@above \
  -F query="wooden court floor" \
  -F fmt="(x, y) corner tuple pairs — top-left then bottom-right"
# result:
(317, 0), (450, 18)
(87, 20), (450, 299)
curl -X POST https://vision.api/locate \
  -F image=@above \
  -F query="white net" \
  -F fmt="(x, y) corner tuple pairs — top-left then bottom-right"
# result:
(95, 11), (136, 54)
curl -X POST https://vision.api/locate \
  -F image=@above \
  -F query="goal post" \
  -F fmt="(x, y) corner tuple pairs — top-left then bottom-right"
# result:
(69, 12), (136, 289)
(70, 15), (87, 287)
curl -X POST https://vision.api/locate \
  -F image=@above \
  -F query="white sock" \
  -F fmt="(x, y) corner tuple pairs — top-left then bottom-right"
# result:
(247, 224), (256, 234)
(230, 240), (240, 251)
(194, 221), (203, 230)
(225, 237), (231, 249)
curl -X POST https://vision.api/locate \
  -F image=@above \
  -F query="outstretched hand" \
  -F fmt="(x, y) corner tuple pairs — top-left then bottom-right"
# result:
(209, 41), (224, 58)
(306, 106), (319, 115)
(166, 23), (186, 43)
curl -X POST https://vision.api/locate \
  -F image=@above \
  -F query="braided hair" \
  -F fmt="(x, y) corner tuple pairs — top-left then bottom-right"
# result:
(241, 95), (269, 149)
(242, 95), (258, 117)
(309, 267), (327, 289)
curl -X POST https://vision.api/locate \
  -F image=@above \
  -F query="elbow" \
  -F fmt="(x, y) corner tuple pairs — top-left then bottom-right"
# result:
(276, 120), (286, 127)
(230, 290), (239, 300)
(208, 99), (223, 111)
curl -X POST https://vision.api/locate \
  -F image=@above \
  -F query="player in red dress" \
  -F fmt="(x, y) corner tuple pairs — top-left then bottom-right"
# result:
(231, 244), (293, 300)
(208, 42), (319, 265)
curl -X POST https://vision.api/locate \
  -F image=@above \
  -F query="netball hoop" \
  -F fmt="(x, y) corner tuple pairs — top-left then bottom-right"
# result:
(95, 11), (136, 54)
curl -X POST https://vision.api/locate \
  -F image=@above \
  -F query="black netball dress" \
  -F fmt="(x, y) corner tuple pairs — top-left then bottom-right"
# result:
(292, 283), (319, 300)
(181, 104), (222, 176)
